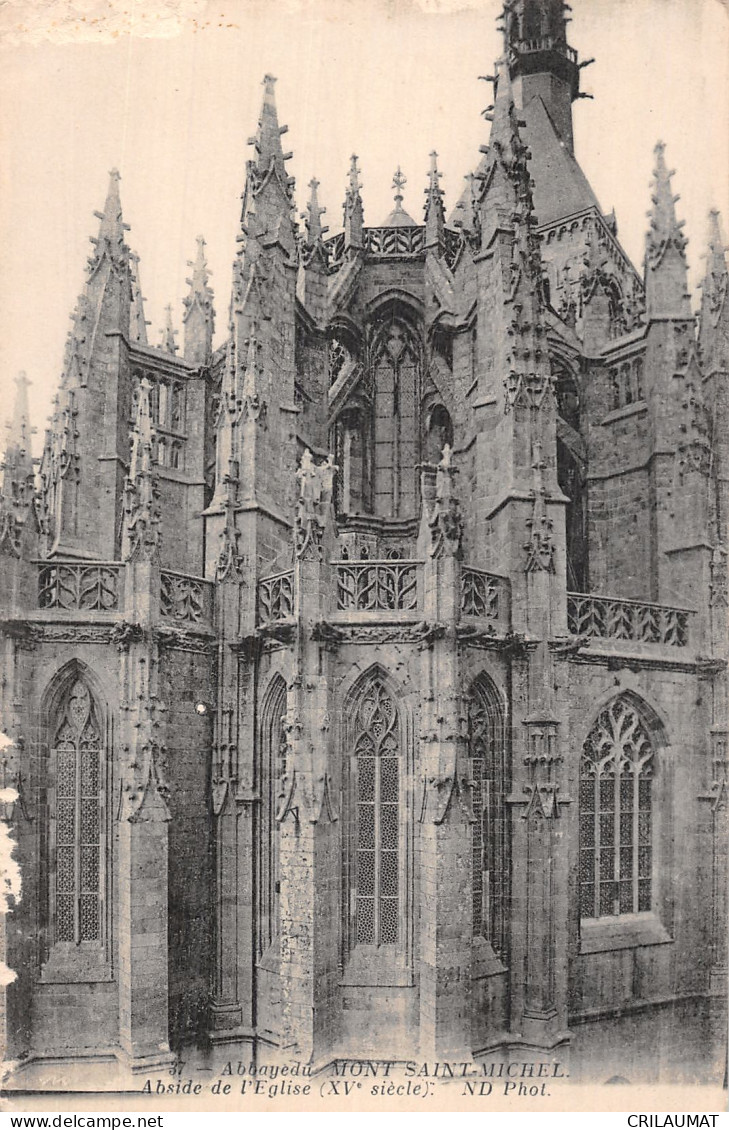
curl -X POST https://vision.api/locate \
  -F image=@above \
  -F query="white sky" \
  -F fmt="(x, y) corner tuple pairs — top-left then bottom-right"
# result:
(1, 0), (728, 452)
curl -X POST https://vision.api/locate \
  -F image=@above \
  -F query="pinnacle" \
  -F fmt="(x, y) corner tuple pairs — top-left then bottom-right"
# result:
(303, 177), (328, 245)
(249, 73), (290, 174)
(129, 250), (149, 346)
(348, 154), (362, 198)
(160, 304), (179, 355)
(186, 235), (213, 299)
(424, 151), (446, 242)
(3, 372), (34, 466)
(91, 167), (130, 258)
(129, 377), (155, 480)
(489, 58), (520, 162)
(705, 209), (728, 279)
(646, 140), (687, 260)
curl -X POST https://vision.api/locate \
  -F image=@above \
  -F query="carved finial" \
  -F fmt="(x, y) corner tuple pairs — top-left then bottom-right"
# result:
(392, 166), (407, 211)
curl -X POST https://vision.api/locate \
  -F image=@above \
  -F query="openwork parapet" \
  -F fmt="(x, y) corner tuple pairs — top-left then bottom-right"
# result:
(258, 570), (295, 625)
(567, 592), (692, 648)
(336, 560), (419, 613)
(461, 567), (502, 622)
(37, 561), (122, 612)
(160, 570), (213, 626)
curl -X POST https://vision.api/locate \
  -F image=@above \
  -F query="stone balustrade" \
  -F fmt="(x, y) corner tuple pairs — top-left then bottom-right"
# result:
(460, 566), (507, 628)
(567, 591), (693, 648)
(258, 569), (295, 625)
(159, 569), (214, 626)
(37, 561), (123, 612)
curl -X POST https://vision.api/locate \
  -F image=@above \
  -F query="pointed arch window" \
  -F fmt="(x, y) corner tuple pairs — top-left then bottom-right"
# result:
(51, 678), (106, 946)
(579, 697), (655, 920)
(257, 675), (287, 957)
(370, 317), (421, 519)
(342, 673), (407, 957)
(467, 676), (508, 958)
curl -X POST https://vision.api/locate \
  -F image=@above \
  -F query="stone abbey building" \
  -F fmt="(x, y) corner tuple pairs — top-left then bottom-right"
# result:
(0, 0), (727, 1085)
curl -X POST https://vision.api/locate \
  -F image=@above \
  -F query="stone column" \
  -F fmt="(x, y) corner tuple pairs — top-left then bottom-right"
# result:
(117, 557), (175, 1072)
(417, 454), (473, 1059)
(508, 526), (570, 1051)
(278, 453), (339, 1064)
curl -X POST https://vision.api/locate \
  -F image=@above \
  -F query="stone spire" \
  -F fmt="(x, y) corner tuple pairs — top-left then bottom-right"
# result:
(89, 168), (130, 276)
(38, 170), (134, 558)
(238, 74), (296, 259)
(160, 304), (179, 355)
(122, 378), (161, 561)
(129, 251), (149, 345)
(644, 141), (692, 319)
(0, 373), (36, 557)
(699, 209), (729, 375)
(183, 236), (215, 365)
(424, 151), (446, 253)
(501, 0), (581, 153)
(343, 154), (364, 251)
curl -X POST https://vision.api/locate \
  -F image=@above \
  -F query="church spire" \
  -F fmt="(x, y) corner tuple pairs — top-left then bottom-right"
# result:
(424, 151), (446, 252)
(344, 154), (364, 252)
(644, 141), (692, 320)
(183, 236), (215, 364)
(501, 0), (581, 154)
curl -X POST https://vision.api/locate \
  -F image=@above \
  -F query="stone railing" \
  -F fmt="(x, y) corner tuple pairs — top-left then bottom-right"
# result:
(508, 36), (578, 64)
(335, 560), (420, 613)
(364, 226), (425, 259)
(567, 592), (692, 648)
(461, 566), (504, 624)
(37, 561), (123, 612)
(258, 569), (295, 625)
(160, 569), (213, 626)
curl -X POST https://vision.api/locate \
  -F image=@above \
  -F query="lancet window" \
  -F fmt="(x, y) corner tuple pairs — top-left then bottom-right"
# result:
(257, 675), (287, 956)
(467, 675), (508, 958)
(579, 697), (655, 920)
(50, 678), (105, 945)
(345, 674), (402, 949)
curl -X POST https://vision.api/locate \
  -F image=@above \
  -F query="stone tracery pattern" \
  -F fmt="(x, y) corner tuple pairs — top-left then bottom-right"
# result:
(579, 697), (655, 920)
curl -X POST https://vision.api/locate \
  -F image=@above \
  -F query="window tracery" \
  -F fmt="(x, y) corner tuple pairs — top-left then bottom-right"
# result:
(346, 675), (401, 949)
(467, 676), (507, 957)
(579, 697), (655, 919)
(51, 678), (104, 945)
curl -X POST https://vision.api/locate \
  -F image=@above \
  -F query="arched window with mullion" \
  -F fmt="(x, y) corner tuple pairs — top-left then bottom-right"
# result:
(579, 697), (655, 920)
(50, 677), (105, 947)
(467, 674), (508, 958)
